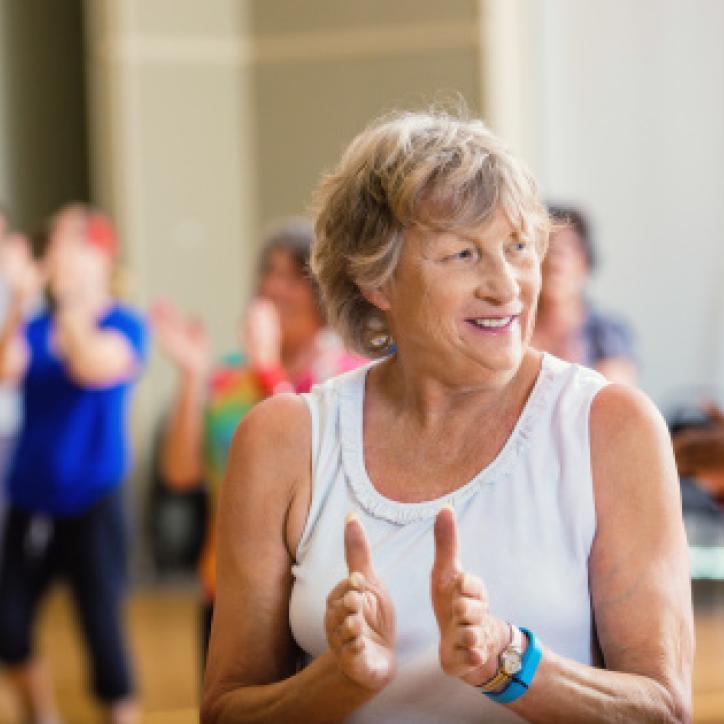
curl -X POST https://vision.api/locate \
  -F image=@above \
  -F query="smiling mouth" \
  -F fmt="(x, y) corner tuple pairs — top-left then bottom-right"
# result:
(466, 316), (518, 332)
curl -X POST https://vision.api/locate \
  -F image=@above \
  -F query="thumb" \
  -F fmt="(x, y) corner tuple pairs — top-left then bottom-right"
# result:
(432, 505), (460, 583)
(344, 513), (375, 579)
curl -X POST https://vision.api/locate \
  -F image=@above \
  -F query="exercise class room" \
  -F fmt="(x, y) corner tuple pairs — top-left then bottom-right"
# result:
(0, 1), (722, 722)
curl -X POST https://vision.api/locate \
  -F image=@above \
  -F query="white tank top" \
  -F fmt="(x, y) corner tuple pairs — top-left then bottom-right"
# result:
(291, 353), (607, 723)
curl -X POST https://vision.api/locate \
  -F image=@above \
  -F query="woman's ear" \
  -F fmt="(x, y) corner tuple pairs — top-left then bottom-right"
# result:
(359, 284), (391, 311)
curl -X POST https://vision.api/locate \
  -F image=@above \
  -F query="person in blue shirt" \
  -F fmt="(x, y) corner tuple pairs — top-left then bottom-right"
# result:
(0, 204), (147, 724)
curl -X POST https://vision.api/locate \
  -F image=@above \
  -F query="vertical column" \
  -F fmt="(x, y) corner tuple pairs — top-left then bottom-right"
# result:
(478, 0), (547, 179)
(84, 0), (258, 563)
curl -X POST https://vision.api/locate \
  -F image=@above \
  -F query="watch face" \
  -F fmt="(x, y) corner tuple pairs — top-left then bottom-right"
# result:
(501, 650), (522, 676)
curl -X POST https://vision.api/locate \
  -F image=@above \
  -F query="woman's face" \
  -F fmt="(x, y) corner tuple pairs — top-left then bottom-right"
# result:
(541, 227), (589, 302)
(257, 248), (322, 342)
(378, 209), (542, 379)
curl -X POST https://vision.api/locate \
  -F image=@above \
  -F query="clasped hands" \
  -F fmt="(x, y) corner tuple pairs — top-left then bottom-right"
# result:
(324, 506), (510, 692)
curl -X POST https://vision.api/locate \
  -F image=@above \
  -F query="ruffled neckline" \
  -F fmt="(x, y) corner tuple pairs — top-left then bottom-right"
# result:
(339, 354), (559, 524)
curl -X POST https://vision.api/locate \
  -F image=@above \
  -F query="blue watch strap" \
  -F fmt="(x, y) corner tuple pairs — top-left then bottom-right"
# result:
(484, 627), (542, 704)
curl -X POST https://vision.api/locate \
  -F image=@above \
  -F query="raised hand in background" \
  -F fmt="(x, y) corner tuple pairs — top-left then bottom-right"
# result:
(150, 299), (211, 379)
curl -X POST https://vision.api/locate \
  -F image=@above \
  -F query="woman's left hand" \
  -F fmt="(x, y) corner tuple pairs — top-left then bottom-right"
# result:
(431, 506), (510, 688)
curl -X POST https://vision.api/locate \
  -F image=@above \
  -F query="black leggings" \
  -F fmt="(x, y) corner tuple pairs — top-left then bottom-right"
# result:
(0, 487), (134, 702)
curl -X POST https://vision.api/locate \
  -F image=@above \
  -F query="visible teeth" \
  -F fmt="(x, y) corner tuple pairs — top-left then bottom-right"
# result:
(472, 316), (512, 328)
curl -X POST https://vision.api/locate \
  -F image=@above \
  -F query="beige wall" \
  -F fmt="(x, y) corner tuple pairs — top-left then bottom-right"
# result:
(85, 1), (257, 552)
(485, 0), (724, 404)
(249, 0), (481, 223)
(84, 1), (485, 550)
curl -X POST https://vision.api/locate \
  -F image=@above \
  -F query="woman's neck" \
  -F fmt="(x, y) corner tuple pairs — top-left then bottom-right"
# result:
(371, 348), (542, 433)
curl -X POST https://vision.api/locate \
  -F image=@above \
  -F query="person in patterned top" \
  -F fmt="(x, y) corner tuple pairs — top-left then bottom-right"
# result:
(151, 219), (365, 669)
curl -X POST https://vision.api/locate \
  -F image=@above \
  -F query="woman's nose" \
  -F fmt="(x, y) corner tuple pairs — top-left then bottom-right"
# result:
(476, 258), (519, 304)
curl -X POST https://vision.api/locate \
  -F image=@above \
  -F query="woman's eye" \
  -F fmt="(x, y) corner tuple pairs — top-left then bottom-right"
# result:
(510, 240), (528, 253)
(447, 248), (476, 261)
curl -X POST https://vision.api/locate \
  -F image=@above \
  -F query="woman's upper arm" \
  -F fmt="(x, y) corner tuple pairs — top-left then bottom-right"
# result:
(203, 393), (312, 699)
(589, 384), (693, 696)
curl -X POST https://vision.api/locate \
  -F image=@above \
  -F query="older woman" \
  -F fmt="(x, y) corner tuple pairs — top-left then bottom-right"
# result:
(202, 112), (693, 723)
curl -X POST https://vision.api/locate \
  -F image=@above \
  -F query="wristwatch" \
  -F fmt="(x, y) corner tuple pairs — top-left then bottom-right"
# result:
(485, 627), (543, 704)
(478, 623), (524, 693)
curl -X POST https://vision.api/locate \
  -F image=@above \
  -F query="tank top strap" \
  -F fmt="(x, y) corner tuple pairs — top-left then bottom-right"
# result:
(297, 362), (378, 557)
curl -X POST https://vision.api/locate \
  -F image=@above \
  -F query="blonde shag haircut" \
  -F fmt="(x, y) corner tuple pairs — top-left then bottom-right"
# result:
(312, 110), (549, 358)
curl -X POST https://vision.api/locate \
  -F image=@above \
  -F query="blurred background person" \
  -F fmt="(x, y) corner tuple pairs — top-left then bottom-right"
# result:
(151, 219), (366, 672)
(532, 205), (637, 384)
(0, 210), (31, 539)
(0, 204), (147, 724)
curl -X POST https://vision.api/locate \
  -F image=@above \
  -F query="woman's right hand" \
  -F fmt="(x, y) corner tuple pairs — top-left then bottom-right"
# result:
(324, 515), (396, 692)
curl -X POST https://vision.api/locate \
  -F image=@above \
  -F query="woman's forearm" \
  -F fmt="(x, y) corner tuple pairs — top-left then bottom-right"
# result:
(160, 370), (206, 488)
(508, 647), (690, 724)
(201, 650), (377, 724)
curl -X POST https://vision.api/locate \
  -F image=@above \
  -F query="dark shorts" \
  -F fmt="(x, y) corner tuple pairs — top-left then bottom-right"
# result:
(0, 486), (134, 702)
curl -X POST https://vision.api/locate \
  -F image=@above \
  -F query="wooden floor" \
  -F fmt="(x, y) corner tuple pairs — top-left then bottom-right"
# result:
(0, 584), (722, 722)
(0, 584), (200, 724)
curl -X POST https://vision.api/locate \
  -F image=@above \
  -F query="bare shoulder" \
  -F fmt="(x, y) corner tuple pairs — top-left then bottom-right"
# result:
(230, 391), (310, 453)
(225, 392), (311, 492)
(589, 383), (676, 503)
(221, 392), (312, 555)
(590, 382), (668, 441)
